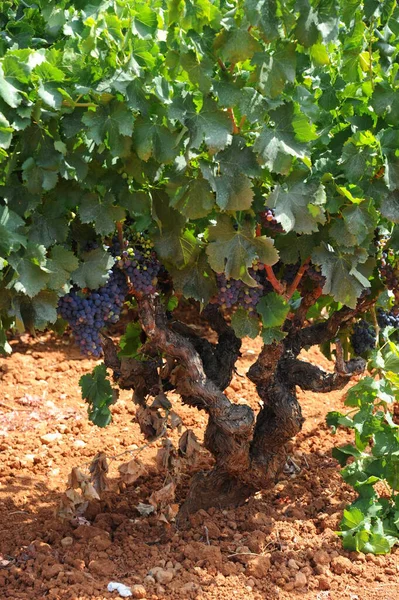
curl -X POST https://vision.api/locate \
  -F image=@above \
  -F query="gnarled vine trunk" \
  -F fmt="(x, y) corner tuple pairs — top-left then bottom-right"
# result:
(103, 296), (369, 519)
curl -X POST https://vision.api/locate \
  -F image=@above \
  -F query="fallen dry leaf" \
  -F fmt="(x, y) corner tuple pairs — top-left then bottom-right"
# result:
(118, 457), (147, 486)
(89, 452), (109, 494)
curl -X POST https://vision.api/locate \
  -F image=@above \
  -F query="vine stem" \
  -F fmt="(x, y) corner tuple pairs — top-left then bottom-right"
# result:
(227, 108), (239, 134)
(286, 257), (310, 300)
(116, 221), (124, 249)
(265, 265), (286, 296)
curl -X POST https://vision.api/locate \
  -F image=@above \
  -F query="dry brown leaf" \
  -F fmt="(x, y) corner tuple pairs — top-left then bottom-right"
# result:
(81, 481), (101, 501)
(169, 410), (182, 431)
(58, 487), (88, 520)
(136, 503), (155, 516)
(118, 457), (147, 486)
(149, 481), (176, 510)
(156, 439), (176, 473)
(178, 429), (201, 464)
(68, 467), (89, 489)
(151, 392), (172, 410)
(89, 452), (109, 494)
(136, 406), (166, 441)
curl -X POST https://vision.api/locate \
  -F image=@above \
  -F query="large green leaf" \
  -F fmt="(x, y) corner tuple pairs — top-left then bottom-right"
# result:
(206, 215), (278, 286)
(267, 180), (326, 234)
(254, 103), (310, 174)
(312, 243), (370, 307)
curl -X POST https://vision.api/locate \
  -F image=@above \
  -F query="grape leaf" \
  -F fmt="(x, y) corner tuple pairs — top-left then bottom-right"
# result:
(207, 216), (278, 286)
(80, 364), (113, 427)
(267, 180), (326, 234)
(71, 248), (114, 290)
(380, 192), (399, 223)
(244, 0), (279, 42)
(170, 96), (232, 154)
(312, 243), (370, 308)
(231, 307), (260, 339)
(79, 193), (126, 236)
(254, 103), (309, 174)
(47, 245), (79, 291)
(8, 243), (51, 298)
(253, 43), (296, 99)
(214, 29), (262, 64)
(0, 206), (26, 255)
(257, 292), (290, 328)
(119, 322), (143, 357)
(171, 249), (217, 305)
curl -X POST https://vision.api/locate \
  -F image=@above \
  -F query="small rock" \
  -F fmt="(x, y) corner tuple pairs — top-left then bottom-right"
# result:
(144, 576), (156, 585)
(131, 584), (147, 598)
(181, 582), (202, 593)
(287, 559), (300, 570)
(294, 572), (307, 588)
(43, 563), (63, 580)
(73, 439), (86, 449)
(61, 537), (73, 548)
(313, 550), (330, 566)
(331, 556), (352, 575)
(40, 432), (62, 444)
(245, 555), (271, 578)
(317, 575), (330, 590)
(154, 569), (174, 585)
(88, 558), (115, 577)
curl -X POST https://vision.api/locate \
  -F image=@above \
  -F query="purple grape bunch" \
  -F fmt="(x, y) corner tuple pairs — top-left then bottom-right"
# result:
(377, 308), (399, 329)
(58, 268), (129, 357)
(211, 263), (271, 316)
(350, 320), (376, 355)
(258, 207), (284, 233)
(112, 235), (160, 295)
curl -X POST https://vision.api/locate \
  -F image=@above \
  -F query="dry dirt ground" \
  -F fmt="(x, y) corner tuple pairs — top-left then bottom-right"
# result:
(0, 331), (398, 600)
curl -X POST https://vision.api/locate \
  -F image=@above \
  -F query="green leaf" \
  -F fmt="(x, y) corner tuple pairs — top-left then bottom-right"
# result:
(231, 307), (260, 339)
(0, 325), (12, 355)
(82, 102), (134, 153)
(244, 0), (279, 41)
(133, 118), (178, 163)
(71, 248), (114, 290)
(214, 83), (268, 123)
(312, 243), (370, 308)
(257, 292), (290, 328)
(332, 444), (365, 466)
(206, 215), (279, 286)
(0, 206), (26, 255)
(31, 290), (58, 329)
(8, 243), (50, 298)
(254, 103), (309, 174)
(268, 180), (326, 234)
(0, 113), (13, 149)
(119, 322), (143, 357)
(79, 194), (126, 236)
(295, 0), (319, 47)
(372, 83), (399, 126)
(362, 533), (393, 555)
(261, 326), (287, 345)
(47, 246), (79, 291)
(171, 249), (217, 305)
(214, 29), (262, 64)
(171, 178), (215, 219)
(253, 43), (296, 99)
(170, 96), (232, 154)
(79, 364), (113, 428)
(0, 63), (22, 108)
(380, 192), (399, 223)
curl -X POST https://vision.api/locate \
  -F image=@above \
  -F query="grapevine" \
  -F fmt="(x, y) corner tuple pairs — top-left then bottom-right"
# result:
(0, 0), (398, 557)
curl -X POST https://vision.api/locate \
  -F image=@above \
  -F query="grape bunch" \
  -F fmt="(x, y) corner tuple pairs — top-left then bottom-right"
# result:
(350, 320), (377, 355)
(111, 234), (161, 295)
(377, 308), (399, 329)
(210, 263), (272, 316)
(258, 208), (284, 233)
(58, 268), (128, 357)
